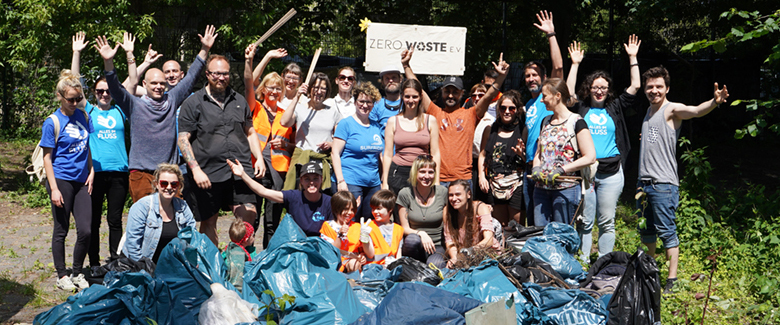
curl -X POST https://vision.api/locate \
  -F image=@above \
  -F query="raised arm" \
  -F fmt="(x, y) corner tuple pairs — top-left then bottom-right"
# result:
(567, 41), (584, 97)
(95, 35), (120, 73)
(401, 49), (432, 111)
(671, 83), (729, 121)
(227, 159), (284, 203)
(124, 44), (162, 94)
(623, 35), (641, 95)
(119, 33), (138, 96)
(197, 25), (217, 61)
(534, 11), (563, 79)
(71, 32), (89, 108)
(252, 48), (288, 87)
(474, 53), (509, 119)
(244, 44), (258, 108)
(280, 84), (306, 127)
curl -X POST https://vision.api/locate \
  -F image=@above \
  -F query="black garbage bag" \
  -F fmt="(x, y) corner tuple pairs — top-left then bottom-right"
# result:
(500, 252), (566, 287)
(580, 251), (631, 288)
(607, 249), (661, 325)
(387, 257), (443, 286)
(85, 256), (156, 285)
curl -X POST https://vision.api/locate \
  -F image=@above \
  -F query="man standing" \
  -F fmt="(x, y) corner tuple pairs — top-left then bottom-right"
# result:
(523, 11), (564, 224)
(97, 25), (217, 203)
(369, 66), (404, 130)
(403, 50), (508, 188)
(178, 54), (264, 246)
(637, 66), (728, 294)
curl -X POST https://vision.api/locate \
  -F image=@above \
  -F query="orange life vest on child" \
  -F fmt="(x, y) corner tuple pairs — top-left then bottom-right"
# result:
(252, 100), (293, 172)
(346, 220), (404, 265)
(320, 220), (355, 271)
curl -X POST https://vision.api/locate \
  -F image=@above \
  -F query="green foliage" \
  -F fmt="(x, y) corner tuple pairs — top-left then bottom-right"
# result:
(259, 289), (295, 325)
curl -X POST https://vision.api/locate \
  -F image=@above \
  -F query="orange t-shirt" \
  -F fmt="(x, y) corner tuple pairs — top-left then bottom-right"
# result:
(427, 102), (478, 182)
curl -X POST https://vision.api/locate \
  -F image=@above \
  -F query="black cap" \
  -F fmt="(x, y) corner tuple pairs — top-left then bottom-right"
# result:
(442, 76), (464, 90)
(298, 160), (323, 177)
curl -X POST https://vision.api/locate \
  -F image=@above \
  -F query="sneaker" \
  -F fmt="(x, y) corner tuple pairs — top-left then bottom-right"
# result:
(71, 273), (90, 290)
(56, 275), (77, 291)
(663, 277), (677, 295)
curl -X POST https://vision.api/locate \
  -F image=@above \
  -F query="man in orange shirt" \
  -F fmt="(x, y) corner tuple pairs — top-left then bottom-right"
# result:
(401, 50), (509, 188)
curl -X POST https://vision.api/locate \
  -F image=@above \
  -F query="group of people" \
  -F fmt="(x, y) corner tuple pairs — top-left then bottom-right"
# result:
(41, 11), (728, 295)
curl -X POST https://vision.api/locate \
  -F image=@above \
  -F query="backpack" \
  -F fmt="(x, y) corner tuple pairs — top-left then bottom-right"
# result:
(25, 109), (90, 184)
(541, 114), (598, 190)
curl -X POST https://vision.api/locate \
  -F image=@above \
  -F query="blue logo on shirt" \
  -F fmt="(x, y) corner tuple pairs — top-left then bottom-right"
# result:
(312, 211), (325, 222)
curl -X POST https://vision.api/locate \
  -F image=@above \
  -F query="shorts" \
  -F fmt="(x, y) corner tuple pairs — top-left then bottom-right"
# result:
(129, 170), (155, 203)
(492, 184), (525, 211)
(187, 177), (256, 222)
(636, 181), (679, 248)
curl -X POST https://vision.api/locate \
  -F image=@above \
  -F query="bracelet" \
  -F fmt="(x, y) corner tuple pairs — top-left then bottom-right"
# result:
(491, 83), (500, 91)
(127, 58), (136, 65)
(338, 180), (346, 184)
(630, 63), (639, 67)
(546, 32), (556, 38)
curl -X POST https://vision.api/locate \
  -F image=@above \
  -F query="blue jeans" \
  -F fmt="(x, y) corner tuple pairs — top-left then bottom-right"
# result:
(524, 166), (536, 226)
(533, 185), (581, 227)
(346, 184), (381, 221)
(637, 181), (680, 248)
(579, 167), (624, 262)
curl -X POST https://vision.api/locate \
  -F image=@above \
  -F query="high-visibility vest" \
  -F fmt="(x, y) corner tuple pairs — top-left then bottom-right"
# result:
(252, 101), (293, 172)
(320, 220), (354, 272)
(346, 220), (404, 265)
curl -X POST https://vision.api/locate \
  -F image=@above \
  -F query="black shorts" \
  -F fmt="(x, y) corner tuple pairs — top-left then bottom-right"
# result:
(492, 185), (525, 211)
(186, 177), (256, 221)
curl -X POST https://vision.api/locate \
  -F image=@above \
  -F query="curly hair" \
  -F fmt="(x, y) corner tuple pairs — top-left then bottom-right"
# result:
(352, 81), (381, 103)
(577, 70), (615, 107)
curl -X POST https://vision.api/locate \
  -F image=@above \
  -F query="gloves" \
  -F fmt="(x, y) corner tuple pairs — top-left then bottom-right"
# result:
(545, 167), (565, 185)
(531, 166), (544, 183)
(359, 217), (371, 244)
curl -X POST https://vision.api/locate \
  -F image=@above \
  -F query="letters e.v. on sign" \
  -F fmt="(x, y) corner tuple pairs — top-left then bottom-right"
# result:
(365, 23), (467, 76)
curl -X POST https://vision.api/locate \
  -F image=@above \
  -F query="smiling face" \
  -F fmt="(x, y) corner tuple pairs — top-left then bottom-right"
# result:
(355, 93), (374, 119)
(336, 69), (355, 94)
(448, 183), (470, 211)
(589, 77), (610, 107)
(498, 98), (517, 124)
(309, 79), (329, 105)
(525, 67), (543, 94)
(372, 205), (391, 224)
(206, 59), (230, 93)
(416, 166), (435, 188)
(541, 86), (560, 109)
(57, 87), (83, 114)
(94, 80), (112, 107)
(403, 87), (421, 113)
(337, 201), (356, 224)
(162, 60), (183, 87)
(156, 171), (180, 200)
(441, 86), (463, 109)
(299, 173), (322, 195)
(262, 81), (283, 104)
(143, 69), (167, 100)
(644, 77), (668, 106)
(283, 72), (301, 97)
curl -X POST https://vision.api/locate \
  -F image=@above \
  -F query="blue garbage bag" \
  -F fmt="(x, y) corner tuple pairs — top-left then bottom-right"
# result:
(155, 226), (236, 319)
(34, 271), (196, 325)
(347, 264), (402, 310)
(522, 222), (585, 281)
(437, 260), (550, 324)
(243, 216), (370, 324)
(523, 283), (608, 325)
(350, 282), (482, 325)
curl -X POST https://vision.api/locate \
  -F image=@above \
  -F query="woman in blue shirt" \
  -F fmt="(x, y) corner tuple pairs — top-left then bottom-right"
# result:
(331, 82), (384, 220)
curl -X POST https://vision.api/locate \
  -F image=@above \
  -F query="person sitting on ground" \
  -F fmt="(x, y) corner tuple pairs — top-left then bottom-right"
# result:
(228, 159), (332, 237)
(364, 189), (404, 266)
(224, 218), (257, 291)
(124, 163), (196, 264)
(319, 191), (367, 272)
(444, 180), (503, 268)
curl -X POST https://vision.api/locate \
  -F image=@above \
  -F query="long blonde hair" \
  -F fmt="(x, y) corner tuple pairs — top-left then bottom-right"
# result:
(153, 163), (185, 196)
(257, 72), (284, 102)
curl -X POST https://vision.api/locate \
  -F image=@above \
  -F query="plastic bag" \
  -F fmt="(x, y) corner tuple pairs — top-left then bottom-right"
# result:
(85, 256), (156, 285)
(198, 283), (259, 325)
(523, 283), (608, 325)
(522, 222), (585, 280)
(607, 249), (661, 325)
(386, 257), (443, 286)
(500, 252), (566, 287)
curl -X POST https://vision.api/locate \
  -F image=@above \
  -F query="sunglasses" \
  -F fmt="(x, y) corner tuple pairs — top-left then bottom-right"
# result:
(337, 75), (355, 82)
(64, 96), (83, 104)
(471, 93), (485, 99)
(95, 89), (110, 95)
(498, 105), (517, 111)
(158, 180), (180, 188)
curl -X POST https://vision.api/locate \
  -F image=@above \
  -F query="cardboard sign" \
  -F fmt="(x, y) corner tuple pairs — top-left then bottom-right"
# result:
(364, 22), (467, 76)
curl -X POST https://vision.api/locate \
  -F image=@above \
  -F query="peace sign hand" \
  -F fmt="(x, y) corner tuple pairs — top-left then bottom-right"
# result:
(359, 217), (372, 244)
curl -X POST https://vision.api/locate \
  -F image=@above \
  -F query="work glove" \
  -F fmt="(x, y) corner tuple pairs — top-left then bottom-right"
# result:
(359, 217), (371, 244)
(531, 166), (544, 183)
(545, 167), (565, 185)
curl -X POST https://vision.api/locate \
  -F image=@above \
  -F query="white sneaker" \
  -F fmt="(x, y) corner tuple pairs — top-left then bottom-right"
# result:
(56, 275), (76, 291)
(71, 273), (90, 290)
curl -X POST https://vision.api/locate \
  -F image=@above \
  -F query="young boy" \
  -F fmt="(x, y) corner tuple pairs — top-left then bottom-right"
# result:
(346, 189), (404, 267)
(224, 218), (256, 291)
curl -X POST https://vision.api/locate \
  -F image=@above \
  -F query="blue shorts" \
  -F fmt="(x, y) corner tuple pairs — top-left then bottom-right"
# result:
(636, 181), (679, 248)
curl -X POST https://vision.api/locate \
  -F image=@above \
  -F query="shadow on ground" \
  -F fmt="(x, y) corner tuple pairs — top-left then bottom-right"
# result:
(0, 277), (34, 323)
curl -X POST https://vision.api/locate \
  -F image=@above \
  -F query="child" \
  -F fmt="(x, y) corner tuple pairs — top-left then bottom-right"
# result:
(346, 190), (405, 267)
(320, 191), (368, 272)
(224, 218), (256, 291)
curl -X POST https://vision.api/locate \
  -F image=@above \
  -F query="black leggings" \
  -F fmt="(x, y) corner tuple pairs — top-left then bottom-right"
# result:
(46, 179), (92, 278)
(89, 171), (128, 266)
(402, 233), (447, 269)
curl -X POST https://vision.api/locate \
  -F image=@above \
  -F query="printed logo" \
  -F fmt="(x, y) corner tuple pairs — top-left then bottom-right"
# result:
(589, 113), (607, 125)
(371, 134), (382, 146)
(527, 104), (538, 118)
(312, 211), (325, 222)
(647, 126), (660, 144)
(65, 120), (89, 140)
(96, 115), (117, 129)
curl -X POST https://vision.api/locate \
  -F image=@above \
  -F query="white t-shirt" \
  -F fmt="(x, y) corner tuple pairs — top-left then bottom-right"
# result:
(294, 102), (342, 152)
(323, 95), (355, 121)
(278, 95), (309, 110)
(473, 104), (496, 158)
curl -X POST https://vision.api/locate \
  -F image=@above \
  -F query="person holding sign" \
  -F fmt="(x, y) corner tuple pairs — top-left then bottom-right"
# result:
(403, 50), (508, 189)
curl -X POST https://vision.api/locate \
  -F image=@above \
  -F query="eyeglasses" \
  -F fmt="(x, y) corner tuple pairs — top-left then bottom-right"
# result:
(95, 89), (110, 95)
(337, 75), (355, 82)
(312, 86), (328, 93)
(357, 99), (373, 106)
(498, 105), (517, 111)
(284, 75), (301, 82)
(207, 71), (230, 79)
(590, 86), (609, 92)
(159, 180), (180, 188)
(265, 87), (282, 93)
(63, 96), (83, 104)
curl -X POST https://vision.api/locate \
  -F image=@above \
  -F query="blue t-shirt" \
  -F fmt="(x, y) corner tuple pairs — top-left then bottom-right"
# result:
(525, 95), (554, 163)
(334, 116), (384, 187)
(39, 108), (94, 182)
(87, 102), (128, 172)
(283, 190), (333, 236)
(584, 107), (619, 159)
(369, 97), (402, 132)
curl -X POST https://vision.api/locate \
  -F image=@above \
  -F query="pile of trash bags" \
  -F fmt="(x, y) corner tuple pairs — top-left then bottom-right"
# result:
(34, 221), (661, 325)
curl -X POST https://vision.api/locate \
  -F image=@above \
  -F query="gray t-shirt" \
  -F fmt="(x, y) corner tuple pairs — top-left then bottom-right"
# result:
(293, 103), (342, 152)
(396, 185), (447, 245)
(638, 103), (681, 185)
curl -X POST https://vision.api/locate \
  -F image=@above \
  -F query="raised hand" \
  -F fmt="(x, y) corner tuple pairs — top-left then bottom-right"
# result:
(491, 52), (509, 76)
(93, 35), (120, 61)
(623, 34), (641, 57)
(534, 11), (555, 35)
(226, 159), (245, 177)
(400, 49), (413, 67)
(714, 83), (729, 105)
(245, 43), (257, 60)
(266, 48), (288, 59)
(199, 25), (218, 49)
(569, 41), (584, 64)
(143, 44), (163, 64)
(298, 83), (309, 96)
(359, 217), (371, 244)
(511, 138), (526, 160)
(72, 32), (88, 52)
(120, 32), (135, 54)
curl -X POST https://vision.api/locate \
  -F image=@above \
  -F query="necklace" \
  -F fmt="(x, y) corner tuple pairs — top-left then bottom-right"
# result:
(415, 186), (435, 219)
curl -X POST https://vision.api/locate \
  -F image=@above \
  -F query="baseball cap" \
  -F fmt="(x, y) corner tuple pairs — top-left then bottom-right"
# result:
(442, 76), (464, 90)
(298, 160), (323, 177)
(379, 65), (403, 78)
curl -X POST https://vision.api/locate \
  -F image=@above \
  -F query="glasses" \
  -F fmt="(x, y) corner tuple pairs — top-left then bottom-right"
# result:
(158, 180), (180, 188)
(498, 105), (517, 111)
(63, 96), (83, 104)
(265, 87), (282, 93)
(95, 89), (109, 95)
(207, 71), (230, 79)
(590, 86), (609, 92)
(312, 86), (327, 93)
(357, 99), (373, 106)
(337, 75), (355, 82)
(284, 75), (301, 82)
(471, 93), (485, 99)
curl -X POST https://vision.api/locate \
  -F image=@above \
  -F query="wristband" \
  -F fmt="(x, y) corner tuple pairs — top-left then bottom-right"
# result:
(630, 63), (639, 67)
(338, 180), (346, 184)
(127, 58), (136, 65)
(491, 83), (500, 91)
(546, 32), (556, 38)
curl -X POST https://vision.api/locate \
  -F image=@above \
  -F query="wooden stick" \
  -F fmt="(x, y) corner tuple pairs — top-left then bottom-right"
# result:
(303, 48), (322, 85)
(253, 8), (297, 46)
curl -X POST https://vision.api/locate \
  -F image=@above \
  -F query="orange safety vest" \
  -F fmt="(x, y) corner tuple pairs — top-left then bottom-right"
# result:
(346, 220), (404, 265)
(252, 100), (294, 172)
(320, 220), (354, 272)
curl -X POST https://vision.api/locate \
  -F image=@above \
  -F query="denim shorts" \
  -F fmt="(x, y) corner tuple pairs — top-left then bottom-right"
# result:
(636, 181), (680, 248)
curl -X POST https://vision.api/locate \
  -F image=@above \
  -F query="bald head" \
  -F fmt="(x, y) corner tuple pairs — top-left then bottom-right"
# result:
(162, 60), (184, 87)
(143, 69), (167, 100)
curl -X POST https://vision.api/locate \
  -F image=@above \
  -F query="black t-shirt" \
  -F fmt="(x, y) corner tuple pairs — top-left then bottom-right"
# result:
(153, 220), (180, 263)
